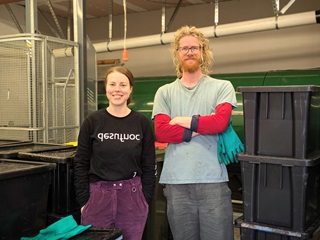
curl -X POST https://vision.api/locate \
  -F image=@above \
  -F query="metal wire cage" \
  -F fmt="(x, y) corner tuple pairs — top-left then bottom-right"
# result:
(0, 34), (79, 144)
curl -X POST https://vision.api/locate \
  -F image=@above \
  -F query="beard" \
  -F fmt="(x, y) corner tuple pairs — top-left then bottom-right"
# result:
(180, 57), (201, 73)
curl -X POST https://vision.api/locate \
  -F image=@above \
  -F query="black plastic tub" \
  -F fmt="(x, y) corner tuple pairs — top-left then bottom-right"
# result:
(237, 153), (320, 232)
(18, 147), (79, 215)
(0, 159), (55, 239)
(238, 85), (320, 159)
(46, 209), (81, 226)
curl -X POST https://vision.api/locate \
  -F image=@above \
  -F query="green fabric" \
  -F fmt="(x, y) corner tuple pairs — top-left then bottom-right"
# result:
(21, 215), (91, 240)
(218, 118), (244, 165)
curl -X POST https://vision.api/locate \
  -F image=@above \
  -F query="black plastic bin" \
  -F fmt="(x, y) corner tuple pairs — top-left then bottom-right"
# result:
(238, 85), (320, 159)
(235, 216), (320, 240)
(18, 147), (79, 216)
(142, 152), (169, 240)
(237, 153), (320, 232)
(46, 209), (81, 226)
(227, 162), (243, 212)
(0, 159), (55, 239)
(69, 228), (123, 240)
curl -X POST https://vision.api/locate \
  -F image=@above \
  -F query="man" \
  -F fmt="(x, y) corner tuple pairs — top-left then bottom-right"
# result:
(152, 25), (236, 240)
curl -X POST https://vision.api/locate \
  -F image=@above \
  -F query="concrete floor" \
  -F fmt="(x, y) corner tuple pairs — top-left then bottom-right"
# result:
(233, 211), (242, 240)
(234, 227), (241, 240)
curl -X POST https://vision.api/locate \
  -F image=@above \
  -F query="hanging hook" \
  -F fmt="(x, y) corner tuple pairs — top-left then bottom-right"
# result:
(122, 0), (128, 61)
(108, 0), (113, 43)
(214, 0), (219, 38)
(272, 0), (280, 29)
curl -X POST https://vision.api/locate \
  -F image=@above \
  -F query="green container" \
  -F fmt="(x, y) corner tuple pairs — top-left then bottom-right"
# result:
(98, 69), (320, 142)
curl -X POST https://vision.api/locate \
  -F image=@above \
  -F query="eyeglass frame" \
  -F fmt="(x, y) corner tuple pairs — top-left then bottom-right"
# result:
(178, 46), (202, 54)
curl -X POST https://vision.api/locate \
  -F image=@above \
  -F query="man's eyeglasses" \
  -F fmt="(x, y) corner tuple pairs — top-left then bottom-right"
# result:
(178, 46), (201, 54)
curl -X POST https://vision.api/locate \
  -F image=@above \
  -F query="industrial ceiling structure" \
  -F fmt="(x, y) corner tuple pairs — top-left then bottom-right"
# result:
(0, 0), (229, 19)
(2, 0), (319, 59)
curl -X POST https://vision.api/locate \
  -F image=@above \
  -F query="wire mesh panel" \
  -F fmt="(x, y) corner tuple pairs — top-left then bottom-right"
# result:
(0, 34), (79, 144)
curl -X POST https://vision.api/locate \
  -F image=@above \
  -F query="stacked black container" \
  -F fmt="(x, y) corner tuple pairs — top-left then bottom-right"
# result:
(0, 142), (80, 226)
(0, 159), (55, 239)
(236, 85), (320, 240)
(17, 146), (81, 225)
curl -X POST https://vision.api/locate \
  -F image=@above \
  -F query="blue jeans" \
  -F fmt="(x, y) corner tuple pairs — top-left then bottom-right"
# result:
(81, 177), (148, 240)
(164, 182), (234, 240)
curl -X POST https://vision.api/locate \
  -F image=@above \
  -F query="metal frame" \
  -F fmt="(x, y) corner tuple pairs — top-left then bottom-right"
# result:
(0, 33), (79, 144)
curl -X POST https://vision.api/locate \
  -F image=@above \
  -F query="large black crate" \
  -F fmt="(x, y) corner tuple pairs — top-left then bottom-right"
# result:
(237, 153), (320, 232)
(18, 147), (79, 215)
(0, 159), (55, 239)
(238, 85), (320, 159)
(142, 153), (169, 240)
(235, 216), (320, 240)
(227, 162), (243, 212)
(46, 209), (81, 226)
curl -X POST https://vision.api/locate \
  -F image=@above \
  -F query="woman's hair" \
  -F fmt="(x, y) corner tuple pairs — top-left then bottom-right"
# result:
(171, 25), (213, 78)
(105, 66), (134, 105)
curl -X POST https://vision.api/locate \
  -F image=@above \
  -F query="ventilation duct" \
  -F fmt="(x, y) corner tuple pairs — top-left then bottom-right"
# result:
(93, 10), (320, 53)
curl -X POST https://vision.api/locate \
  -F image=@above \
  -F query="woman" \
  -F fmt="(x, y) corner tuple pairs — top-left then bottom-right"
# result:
(74, 66), (156, 240)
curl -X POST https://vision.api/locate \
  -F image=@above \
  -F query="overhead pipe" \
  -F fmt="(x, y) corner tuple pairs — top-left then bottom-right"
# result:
(93, 10), (320, 53)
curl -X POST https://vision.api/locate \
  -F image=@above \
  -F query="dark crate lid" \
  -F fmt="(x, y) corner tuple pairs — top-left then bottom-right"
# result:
(18, 147), (77, 164)
(236, 153), (320, 166)
(0, 143), (75, 159)
(237, 85), (320, 93)
(0, 139), (32, 147)
(0, 159), (56, 180)
(235, 215), (320, 239)
(70, 228), (122, 240)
